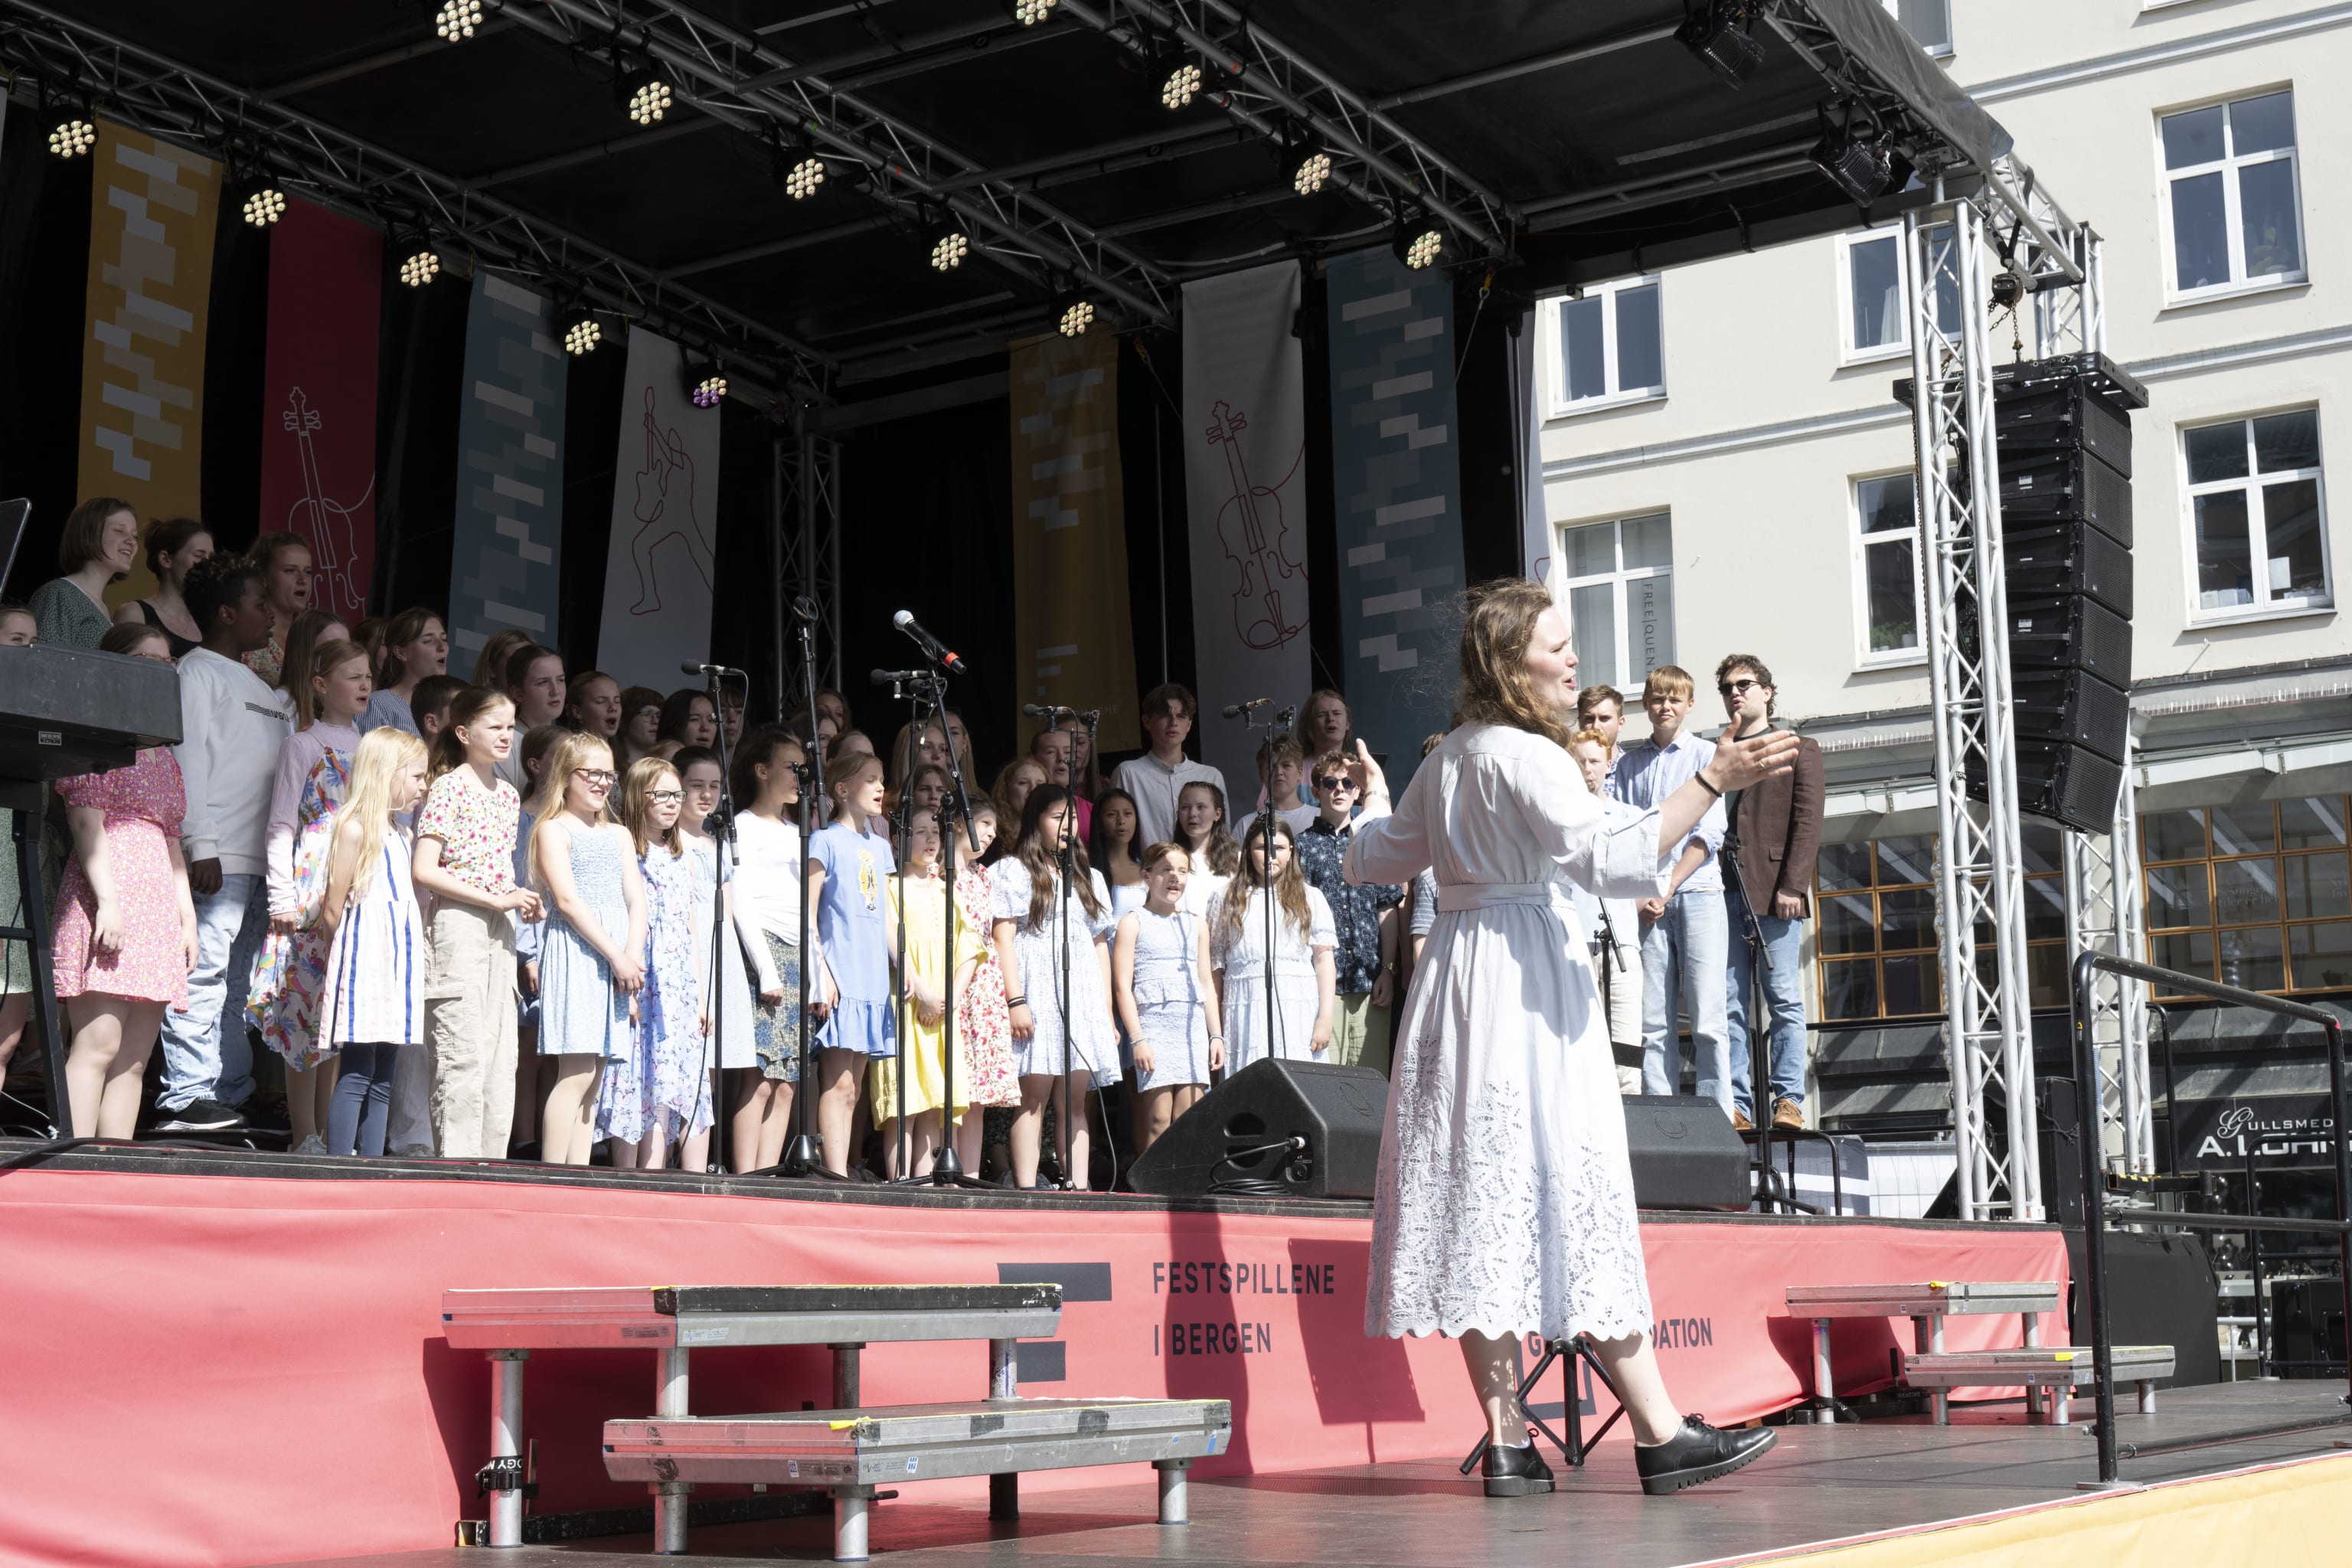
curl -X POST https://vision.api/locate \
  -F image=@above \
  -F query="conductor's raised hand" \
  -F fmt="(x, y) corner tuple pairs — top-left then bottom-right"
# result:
(1703, 727), (1801, 793)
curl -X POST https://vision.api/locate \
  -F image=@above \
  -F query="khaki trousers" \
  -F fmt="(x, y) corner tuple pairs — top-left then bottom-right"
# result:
(426, 903), (518, 1158)
(1329, 991), (1392, 1076)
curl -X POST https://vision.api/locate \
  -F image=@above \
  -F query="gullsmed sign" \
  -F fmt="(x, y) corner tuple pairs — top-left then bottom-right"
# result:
(2174, 1096), (2341, 1170)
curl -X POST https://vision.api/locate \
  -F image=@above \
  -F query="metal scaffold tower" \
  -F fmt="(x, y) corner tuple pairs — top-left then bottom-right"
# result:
(1906, 171), (2153, 1218)
(776, 431), (843, 720)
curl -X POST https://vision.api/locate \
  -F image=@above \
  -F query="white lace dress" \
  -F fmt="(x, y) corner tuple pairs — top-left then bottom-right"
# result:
(1343, 722), (1672, 1343)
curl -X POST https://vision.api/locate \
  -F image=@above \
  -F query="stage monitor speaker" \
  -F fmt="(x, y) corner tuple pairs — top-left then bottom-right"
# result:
(2011, 668), (2131, 762)
(1971, 737), (2125, 835)
(1125, 1059), (1385, 1200)
(1622, 1096), (1750, 1212)
(2007, 593), (2133, 681)
(2004, 521), (2135, 617)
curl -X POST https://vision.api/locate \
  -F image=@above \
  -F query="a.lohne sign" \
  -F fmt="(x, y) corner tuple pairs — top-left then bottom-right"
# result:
(2176, 1096), (2341, 1169)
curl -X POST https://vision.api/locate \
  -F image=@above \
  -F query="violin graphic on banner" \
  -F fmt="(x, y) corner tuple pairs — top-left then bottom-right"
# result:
(1206, 398), (1306, 651)
(280, 385), (371, 619)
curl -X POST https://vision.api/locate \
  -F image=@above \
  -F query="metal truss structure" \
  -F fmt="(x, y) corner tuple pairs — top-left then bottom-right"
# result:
(775, 432), (843, 721)
(2066, 740), (2156, 1176)
(0, 0), (835, 397)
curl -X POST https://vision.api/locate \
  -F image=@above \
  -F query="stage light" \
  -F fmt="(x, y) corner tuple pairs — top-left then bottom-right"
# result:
(1391, 221), (1442, 271)
(627, 76), (672, 126)
(1014, 0), (1057, 23)
(684, 360), (727, 407)
(786, 156), (825, 200)
(1059, 300), (1094, 337)
(435, 0), (482, 44)
(1809, 99), (1896, 206)
(560, 311), (603, 355)
(1677, 0), (1764, 90)
(1293, 151), (1331, 197)
(242, 185), (288, 227)
(48, 118), (96, 158)
(929, 230), (969, 271)
(400, 248), (440, 287)
(1161, 62), (1201, 110)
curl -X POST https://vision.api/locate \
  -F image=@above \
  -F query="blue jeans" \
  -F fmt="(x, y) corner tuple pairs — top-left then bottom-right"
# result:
(157, 873), (265, 1111)
(1638, 889), (1731, 1116)
(1725, 884), (1808, 1118)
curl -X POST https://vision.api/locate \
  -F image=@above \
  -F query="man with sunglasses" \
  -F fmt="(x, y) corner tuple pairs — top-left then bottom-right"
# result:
(1295, 745), (1402, 1074)
(1713, 655), (1823, 1132)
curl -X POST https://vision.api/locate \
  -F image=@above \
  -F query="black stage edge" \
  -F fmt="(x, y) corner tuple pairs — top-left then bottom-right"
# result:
(268, 1382), (2350, 1568)
(0, 1136), (2047, 1233)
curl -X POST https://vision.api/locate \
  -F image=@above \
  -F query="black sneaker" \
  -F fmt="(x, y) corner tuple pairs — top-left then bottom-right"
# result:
(1635, 1415), (1775, 1496)
(156, 1098), (247, 1133)
(1482, 1436), (1554, 1498)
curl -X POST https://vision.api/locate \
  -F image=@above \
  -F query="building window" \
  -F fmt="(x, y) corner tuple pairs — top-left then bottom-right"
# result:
(1883, 0), (1952, 56)
(1838, 224), (1960, 362)
(2159, 91), (2304, 299)
(1854, 470), (1923, 657)
(2141, 797), (2352, 997)
(1550, 276), (1665, 413)
(1560, 512), (1674, 691)
(1816, 826), (2068, 1022)
(2184, 409), (2330, 617)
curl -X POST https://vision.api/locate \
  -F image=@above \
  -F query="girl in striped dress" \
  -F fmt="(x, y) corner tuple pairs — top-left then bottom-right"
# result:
(316, 728), (431, 1157)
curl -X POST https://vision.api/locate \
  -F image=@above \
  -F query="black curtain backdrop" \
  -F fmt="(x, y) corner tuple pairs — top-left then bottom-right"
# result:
(198, 199), (269, 555)
(0, 118), (93, 592)
(370, 256), (469, 626)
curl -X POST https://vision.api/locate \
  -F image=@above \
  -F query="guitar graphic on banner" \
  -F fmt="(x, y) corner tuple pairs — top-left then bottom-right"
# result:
(1206, 398), (1306, 651)
(627, 385), (715, 616)
(281, 385), (371, 619)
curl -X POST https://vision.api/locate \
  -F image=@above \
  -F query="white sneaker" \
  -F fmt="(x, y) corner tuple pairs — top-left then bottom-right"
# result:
(293, 1134), (328, 1155)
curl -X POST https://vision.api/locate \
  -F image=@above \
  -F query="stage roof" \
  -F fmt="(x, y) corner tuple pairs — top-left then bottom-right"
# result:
(2, 0), (2020, 401)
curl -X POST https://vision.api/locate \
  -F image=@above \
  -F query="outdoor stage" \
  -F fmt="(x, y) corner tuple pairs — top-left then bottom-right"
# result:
(7, 1142), (2084, 1568)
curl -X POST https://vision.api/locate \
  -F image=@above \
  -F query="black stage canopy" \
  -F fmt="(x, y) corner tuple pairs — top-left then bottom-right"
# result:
(2, 0), (2012, 400)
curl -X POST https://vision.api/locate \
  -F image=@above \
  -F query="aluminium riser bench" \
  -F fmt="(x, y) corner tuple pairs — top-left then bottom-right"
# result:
(1785, 1281), (2063, 1424)
(440, 1283), (1063, 1552)
(1905, 1345), (2176, 1426)
(606, 1396), (1233, 1560)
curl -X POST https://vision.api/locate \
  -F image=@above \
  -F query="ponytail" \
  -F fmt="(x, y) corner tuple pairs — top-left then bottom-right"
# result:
(429, 687), (515, 781)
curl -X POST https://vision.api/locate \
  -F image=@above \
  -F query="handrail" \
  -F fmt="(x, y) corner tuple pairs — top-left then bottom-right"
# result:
(2069, 950), (2352, 1487)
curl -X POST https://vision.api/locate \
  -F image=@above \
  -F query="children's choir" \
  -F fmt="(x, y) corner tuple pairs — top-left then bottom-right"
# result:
(5, 522), (1408, 1185)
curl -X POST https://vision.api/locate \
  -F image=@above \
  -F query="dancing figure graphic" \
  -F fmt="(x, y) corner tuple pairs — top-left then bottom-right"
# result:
(627, 384), (715, 616)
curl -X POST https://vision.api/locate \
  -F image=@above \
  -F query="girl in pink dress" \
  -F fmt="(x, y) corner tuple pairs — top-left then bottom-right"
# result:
(950, 800), (1021, 1177)
(54, 623), (198, 1137)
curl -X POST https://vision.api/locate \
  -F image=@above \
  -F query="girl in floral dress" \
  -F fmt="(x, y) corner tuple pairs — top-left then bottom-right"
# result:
(951, 800), (1021, 1178)
(54, 623), (198, 1138)
(603, 757), (710, 1166)
(249, 638), (371, 1152)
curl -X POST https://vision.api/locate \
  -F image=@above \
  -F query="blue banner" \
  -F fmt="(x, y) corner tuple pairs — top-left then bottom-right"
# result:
(1324, 247), (1467, 789)
(448, 272), (567, 663)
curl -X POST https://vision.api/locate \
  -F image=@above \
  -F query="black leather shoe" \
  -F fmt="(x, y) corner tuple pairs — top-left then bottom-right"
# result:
(1635, 1415), (1775, 1495)
(1481, 1436), (1554, 1498)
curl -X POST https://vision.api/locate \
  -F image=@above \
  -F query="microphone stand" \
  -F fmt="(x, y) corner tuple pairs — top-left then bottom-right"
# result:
(782, 615), (828, 1178)
(877, 668), (914, 1183)
(932, 671), (977, 1186)
(1054, 709), (1077, 1191)
(699, 665), (743, 1174)
(1721, 841), (1813, 1217)
(1230, 702), (1291, 1066)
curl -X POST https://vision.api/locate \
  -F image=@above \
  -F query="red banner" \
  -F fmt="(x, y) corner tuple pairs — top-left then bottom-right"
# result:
(256, 200), (381, 623)
(0, 1168), (2070, 1568)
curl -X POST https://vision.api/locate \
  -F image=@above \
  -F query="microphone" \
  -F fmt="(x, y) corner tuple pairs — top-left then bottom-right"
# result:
(1076, 708), (1101, 723)
(1023, 703), (1076, 718)
(791, 595), (819, 623)
(893, 609), (967, 675)
(871, 668), (926, 685)
(1223, 697), (1271, 718)
(681, 661), (741, 676)
(1275, 704), (1297, 726)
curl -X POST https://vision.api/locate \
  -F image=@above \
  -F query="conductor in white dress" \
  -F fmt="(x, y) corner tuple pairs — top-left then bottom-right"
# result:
(1343, 580), (1799, 1499)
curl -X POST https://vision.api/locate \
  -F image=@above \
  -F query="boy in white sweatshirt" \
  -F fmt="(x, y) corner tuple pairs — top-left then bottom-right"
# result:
(155, 555), (292, 1132)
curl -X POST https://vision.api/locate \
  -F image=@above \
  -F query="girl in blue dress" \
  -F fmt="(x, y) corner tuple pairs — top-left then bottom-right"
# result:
(528, 732), (645, 1166)
(806, 750), (896, 1177)
(603, 756), (712, 1167)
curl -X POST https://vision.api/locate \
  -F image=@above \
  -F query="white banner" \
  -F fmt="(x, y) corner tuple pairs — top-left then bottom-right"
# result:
(1181, 260), (1311, 794)
(596, 328), (721, 688)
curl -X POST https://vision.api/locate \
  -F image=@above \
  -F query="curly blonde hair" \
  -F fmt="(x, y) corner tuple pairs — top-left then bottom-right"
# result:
(1452, 578), (1575, 750)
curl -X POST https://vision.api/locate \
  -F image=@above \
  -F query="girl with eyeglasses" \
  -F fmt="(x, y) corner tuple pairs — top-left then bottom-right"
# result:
(528, 732), (645, 1165)
(602, 757), (709, 1171)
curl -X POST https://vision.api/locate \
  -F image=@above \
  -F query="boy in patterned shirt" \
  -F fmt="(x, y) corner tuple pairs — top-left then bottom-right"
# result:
(1293, 747), (1401, 1074)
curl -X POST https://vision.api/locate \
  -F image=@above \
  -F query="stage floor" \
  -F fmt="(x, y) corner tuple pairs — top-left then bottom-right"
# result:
(278, 1382), (2352, 1568)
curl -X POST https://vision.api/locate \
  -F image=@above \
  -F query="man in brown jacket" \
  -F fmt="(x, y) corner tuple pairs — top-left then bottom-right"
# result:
(1715, 655), (1824, 1131)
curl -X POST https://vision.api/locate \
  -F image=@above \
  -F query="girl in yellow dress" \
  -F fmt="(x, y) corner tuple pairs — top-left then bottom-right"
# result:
(874, 806), (982, 1178)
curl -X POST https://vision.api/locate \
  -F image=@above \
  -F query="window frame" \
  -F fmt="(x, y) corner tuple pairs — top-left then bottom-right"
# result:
(2138, 797), (2352, 1000)
(1833, 222), (1962, 368)
(1850, 466), (1929, 668)
(1543, 275), (1668, 418)
(2178, 406), (2334, 626)
(2154, 87), (2308, 309)
(1815, 831), (2069, 1024)
(1555, 511), (1675, 691)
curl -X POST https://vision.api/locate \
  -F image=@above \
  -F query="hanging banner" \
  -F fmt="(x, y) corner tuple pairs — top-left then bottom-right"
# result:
(1181, 260), (1310, 794)
(446, 272), (567, 664)
(594, 328), (721, 689)
(1008, 329), (1141, 754)
(75, 122), (220, 609)
(1324, 247), (1468, 790)
(256, 200), (382, 623)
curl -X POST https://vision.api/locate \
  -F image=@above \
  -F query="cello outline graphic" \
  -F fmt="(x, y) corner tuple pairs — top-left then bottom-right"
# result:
(626, 384), (715, 616)
(1206, 398), (1306, 651)
(280, 385), (372, 618)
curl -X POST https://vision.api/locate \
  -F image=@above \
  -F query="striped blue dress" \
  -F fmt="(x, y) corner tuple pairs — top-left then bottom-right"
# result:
(320, 827), (427, 1047)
